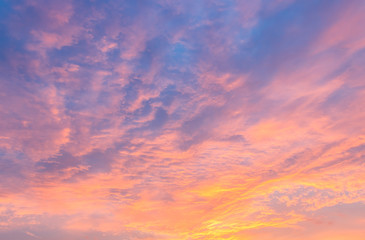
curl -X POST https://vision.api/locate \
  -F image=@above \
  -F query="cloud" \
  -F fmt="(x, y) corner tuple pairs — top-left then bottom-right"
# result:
(0, 0), (365, 239)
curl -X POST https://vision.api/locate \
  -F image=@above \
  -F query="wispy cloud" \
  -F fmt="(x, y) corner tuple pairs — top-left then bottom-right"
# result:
(1, 0), (365, 239)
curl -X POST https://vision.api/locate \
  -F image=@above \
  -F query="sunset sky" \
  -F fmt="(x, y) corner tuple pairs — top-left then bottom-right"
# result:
(1, 0), (365, 239)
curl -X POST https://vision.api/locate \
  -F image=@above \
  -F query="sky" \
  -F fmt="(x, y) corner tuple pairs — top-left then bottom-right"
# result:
(0, 0), (365, 239)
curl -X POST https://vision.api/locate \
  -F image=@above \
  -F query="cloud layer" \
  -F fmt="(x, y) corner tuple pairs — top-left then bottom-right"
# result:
(1, 0), (365, 239)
